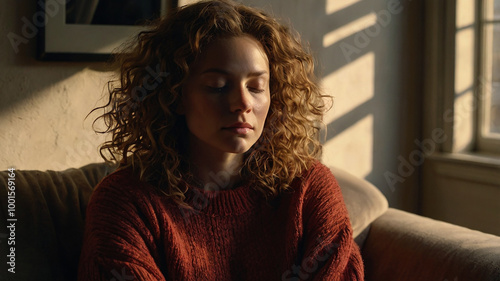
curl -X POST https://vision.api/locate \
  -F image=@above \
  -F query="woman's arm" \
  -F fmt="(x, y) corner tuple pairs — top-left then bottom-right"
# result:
(77, 174), (166, 281)
(298, 162), (364, 281)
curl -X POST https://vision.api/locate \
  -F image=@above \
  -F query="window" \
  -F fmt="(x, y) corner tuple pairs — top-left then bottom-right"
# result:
(478, 0), (500, 152)
(421, 0), (500, 236)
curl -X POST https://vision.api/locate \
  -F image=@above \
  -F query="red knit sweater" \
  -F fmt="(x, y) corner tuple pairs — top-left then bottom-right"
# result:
(77, 161), (364, 280)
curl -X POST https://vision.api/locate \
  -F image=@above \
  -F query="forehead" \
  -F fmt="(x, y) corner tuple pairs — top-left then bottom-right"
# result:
(190, 35), (270, 76)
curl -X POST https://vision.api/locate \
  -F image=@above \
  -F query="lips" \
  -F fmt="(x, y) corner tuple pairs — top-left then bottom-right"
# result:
(224, 122), (253, 129)
(222, 122), (254, 134)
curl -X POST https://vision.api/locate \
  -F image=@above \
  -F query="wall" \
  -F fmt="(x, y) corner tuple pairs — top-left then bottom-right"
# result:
(422, 154), (500, 236)
(242, 0), (423, 211)
(0, 0), (110, 171)
(0, 0), (423, 211)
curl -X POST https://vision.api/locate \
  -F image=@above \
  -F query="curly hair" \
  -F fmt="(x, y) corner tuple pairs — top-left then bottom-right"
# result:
(93, 0), (330, 207)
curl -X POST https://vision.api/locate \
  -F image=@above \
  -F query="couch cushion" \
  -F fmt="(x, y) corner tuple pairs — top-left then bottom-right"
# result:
(363, 208), (500, 281)
(0, 163), (115, 281)
(330, 166), (389, 247)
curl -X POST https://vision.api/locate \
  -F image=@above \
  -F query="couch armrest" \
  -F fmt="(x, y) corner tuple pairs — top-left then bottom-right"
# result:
(363, 208), (500, 281)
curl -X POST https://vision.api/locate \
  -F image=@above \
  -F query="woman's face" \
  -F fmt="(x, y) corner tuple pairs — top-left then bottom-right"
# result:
(180, 35), (271, 155)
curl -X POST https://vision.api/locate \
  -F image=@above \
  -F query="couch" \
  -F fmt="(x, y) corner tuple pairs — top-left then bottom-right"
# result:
(1, 163), (499, 281)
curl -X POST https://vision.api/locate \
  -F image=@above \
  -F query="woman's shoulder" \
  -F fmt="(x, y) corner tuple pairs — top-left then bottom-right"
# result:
(293, 160), (348, 213)
(291, 159), (341, 196)
(92, 166), (153, 198)
(300, 159), (336, 181)
(98, 165), (137, 185)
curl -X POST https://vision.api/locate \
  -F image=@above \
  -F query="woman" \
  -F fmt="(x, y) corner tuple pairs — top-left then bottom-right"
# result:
(78, 0), (364, 280)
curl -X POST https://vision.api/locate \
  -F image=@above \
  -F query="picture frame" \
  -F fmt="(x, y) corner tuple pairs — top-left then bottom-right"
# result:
(37, 0), (178, 61)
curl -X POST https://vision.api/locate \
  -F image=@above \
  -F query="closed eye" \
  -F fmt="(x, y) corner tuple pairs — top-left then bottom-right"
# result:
(248, 87), (265, 93)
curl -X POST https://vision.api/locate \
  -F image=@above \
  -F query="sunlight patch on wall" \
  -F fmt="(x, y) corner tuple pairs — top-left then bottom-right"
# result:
(326, 0), (362, 15)
(451, 0), (475, 152)
(452, 90), (475, 152)
(322, 114), (374, 179)
(322, 52), (374, 125)
(0, 68), (109, 170)
(455, 28), (475, 96)
(321, 51), (374, 179)
(456, 0), (475, 29)
(322, 12), (377, 48)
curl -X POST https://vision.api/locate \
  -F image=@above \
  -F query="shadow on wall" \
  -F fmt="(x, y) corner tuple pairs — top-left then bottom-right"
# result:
(245, 0), (423, 210)
(0, 0), (109, 116)
(0, 1), (112, 171)
(321, 0), (423, 205)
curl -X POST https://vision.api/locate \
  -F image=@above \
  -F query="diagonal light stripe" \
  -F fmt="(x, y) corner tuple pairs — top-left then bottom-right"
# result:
(326, 0), (363, 15)
(322, 12), (377, 48)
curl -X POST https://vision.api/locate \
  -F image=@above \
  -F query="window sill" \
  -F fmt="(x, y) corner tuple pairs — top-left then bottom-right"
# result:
(427, 152), (500, 186)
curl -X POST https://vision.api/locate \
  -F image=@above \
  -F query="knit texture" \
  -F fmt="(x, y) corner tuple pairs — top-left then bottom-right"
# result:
(77, 161), (364, 280)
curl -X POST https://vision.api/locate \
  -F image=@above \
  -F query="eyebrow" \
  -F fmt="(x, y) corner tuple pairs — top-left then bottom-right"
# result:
(201, 68), (269, 77)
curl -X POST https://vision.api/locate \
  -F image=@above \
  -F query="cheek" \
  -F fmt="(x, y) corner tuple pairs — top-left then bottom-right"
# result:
(184, 96), (224, 129)
(255, 95), (271, 120)
(253, 96), (271, 138)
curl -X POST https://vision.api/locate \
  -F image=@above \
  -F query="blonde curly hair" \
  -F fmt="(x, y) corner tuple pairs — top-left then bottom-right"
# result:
(93, 0), (330, 207)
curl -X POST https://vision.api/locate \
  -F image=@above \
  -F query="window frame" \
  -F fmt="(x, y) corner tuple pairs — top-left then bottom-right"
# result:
(477, 0), (500, 153)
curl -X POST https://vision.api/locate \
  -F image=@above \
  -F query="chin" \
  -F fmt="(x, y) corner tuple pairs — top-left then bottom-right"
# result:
(223, 140), (255, 154)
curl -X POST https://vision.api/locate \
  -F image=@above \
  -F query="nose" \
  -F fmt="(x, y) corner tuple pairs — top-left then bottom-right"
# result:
(229, 84), (252, 113)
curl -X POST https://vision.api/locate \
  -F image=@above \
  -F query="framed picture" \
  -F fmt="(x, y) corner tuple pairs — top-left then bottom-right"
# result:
(38, 0), (178, 61)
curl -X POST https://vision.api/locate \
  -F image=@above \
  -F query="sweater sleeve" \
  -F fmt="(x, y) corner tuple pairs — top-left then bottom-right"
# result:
(77, 173), (166, 281)
(299, 162), (364, 281)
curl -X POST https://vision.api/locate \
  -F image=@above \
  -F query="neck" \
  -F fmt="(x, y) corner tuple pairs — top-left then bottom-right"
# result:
(186, 143), (244, 191)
